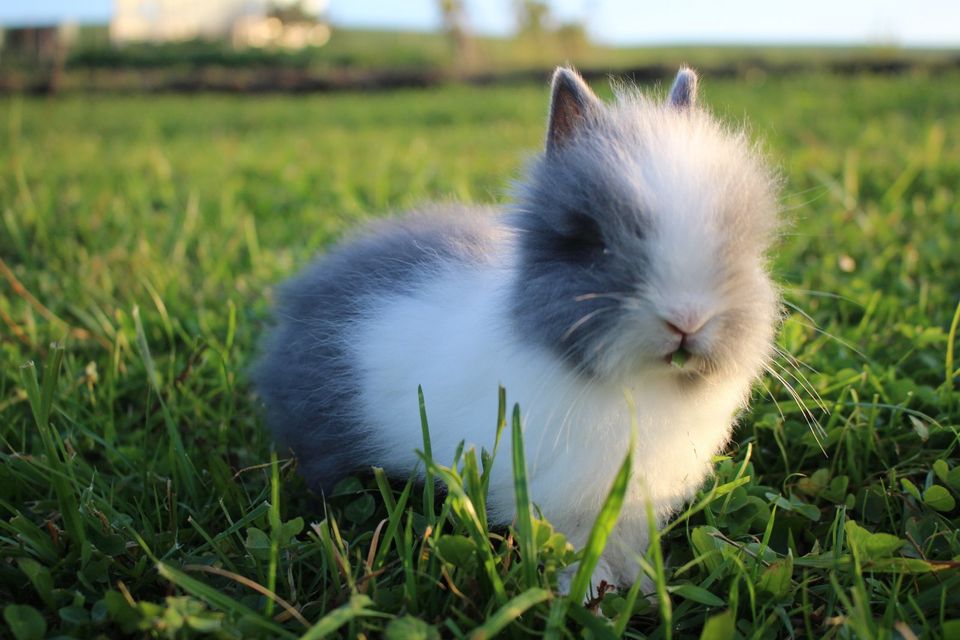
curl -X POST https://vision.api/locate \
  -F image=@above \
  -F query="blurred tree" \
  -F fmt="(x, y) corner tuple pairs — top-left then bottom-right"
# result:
(438, 0), (477, 72)
(511, 1), (591, 66)
(556, 21), (589, 59)
(268, 1), (321, 25)
(514, 0), (551, 37)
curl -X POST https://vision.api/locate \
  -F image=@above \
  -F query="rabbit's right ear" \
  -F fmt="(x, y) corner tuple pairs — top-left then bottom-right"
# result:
(546, 67), (601, 155)
(668, 67), (698, 109)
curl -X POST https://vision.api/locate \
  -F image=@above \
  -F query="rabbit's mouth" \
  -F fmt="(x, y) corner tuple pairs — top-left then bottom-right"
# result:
(659, 345), (724, 382)
(663, 350), (704, 380)
(665, 345), (692, 368)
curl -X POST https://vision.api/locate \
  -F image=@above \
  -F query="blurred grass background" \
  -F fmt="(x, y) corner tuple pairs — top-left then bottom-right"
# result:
(3, 22), (960, 93)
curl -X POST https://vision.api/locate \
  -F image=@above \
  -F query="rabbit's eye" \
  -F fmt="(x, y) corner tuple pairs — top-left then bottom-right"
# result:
(555, 212), (606, 262)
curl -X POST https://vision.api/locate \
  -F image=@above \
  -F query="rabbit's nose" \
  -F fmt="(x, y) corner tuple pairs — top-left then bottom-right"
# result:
(665, 321), (689, 339)
(663, 313), (708, 339)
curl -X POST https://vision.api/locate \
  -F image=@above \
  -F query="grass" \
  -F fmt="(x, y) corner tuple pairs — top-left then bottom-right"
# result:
(1, 70), (959, 638)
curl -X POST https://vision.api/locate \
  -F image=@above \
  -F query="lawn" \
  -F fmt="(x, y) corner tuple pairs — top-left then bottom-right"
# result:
(1, 71), (959, 638)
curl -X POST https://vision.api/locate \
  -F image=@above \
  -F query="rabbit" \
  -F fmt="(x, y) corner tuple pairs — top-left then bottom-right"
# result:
(252, 66), (781, 593)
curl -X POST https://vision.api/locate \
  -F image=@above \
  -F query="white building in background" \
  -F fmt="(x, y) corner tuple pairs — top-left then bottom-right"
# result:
(232, 15), (331, 49)
(110, 0), (329, 46)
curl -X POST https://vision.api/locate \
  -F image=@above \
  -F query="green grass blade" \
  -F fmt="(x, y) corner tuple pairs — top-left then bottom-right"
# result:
(0, 511), (58, 564)
(543, 600), (566, 640)
(510, 403), (538, 589)
(132, 305), (198, 496)
(418, 385), (436, 526)
(645, 497), (673, 640)
(372, 468), (414, 569)
(194, 502), (270, 555)
(186, 516), (241, 574)
(156, 562), (296, 638)
(462, 448), (488, 533)
(18, 348), (87, 549)
(266, 451), (281, 618)
(299, 594), (387, 640)
(566, 442), (633, 603)
(944, 298), (960, 407)
(372, 466), (399, 513)
(421, 456), (507, 604)
(481, 386), (509, 497)
(566, 602), (619, 639)
(468, 587), (550, 640)
(402, 509), (419, 611)
(613, 567), (649, 636)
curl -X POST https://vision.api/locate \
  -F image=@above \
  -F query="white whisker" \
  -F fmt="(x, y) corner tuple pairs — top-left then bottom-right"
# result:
(781, 301), (870, 361)
(561, 306), (618, 342)
(574, 292), (631, 303)
(762, 363), (827, 455)
(772, 347), (828, 413)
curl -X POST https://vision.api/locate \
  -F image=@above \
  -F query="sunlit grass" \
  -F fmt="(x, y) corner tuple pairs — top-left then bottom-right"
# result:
(1, 72), (959, 637)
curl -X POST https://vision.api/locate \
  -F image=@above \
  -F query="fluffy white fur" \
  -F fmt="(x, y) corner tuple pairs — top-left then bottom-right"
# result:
(352, 257), (751, 588)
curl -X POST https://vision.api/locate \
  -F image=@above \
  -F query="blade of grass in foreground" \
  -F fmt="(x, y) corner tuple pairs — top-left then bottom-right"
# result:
(568, 418), (636, 602)
(545, 432), (633, 636)
(132, 305), (198, 495)
(299, 594), (389, 640)
(19, 346), (87, 549)
(265, 451), (281, 618)
(421, 456), (508, 605)
(646, 497), (672, 640)
(480, 386), (509, 497)
(944, 299), (960, 409)
(462, 448), (489, 533)
(418, 385), (435, 526)
(468, 587), (550, 640)
(372, 467), (414, 569)
(156, 563), (296, 639)
(129, 528), (289, 635)
(511, 403), (538, 589)
(567, 436), (634, 602)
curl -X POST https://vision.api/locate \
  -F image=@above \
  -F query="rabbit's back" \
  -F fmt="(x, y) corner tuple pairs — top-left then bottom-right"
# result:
(252, 206), (504, 491)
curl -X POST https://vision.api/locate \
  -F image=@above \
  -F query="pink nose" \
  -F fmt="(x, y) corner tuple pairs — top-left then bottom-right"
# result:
(666, 321), (690, 338)
(664, 314), (707, 338)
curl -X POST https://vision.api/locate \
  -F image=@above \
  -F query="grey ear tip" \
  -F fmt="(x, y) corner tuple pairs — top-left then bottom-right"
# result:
(552, 66), (581, 85)
(676, 67), (698, 83)
(669, 66), (699, 108)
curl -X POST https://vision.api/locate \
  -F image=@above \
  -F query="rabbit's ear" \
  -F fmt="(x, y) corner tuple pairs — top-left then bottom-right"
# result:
(546, 67), (600, 154)
(668, 67), (698, 109)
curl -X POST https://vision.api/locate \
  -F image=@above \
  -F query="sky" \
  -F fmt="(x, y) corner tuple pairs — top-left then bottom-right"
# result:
(2, 0), (959, 47)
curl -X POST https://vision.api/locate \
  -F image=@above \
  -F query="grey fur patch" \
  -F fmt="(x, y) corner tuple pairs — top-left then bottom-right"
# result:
(251, 206), (501, 492)
(668, 67), (698, 109)
(508, 146), (650, 374)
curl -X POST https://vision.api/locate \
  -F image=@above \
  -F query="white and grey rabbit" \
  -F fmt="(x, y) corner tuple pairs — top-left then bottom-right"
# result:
(253, 67), (780, 591)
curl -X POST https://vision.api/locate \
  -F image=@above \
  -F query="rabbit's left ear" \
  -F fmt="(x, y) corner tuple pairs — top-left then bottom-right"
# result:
(668, 67), (698, 109)
(546, 67), (601, 154)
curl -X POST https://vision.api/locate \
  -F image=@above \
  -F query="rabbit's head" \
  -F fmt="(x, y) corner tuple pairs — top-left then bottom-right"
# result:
(510, 67), (781, 386)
